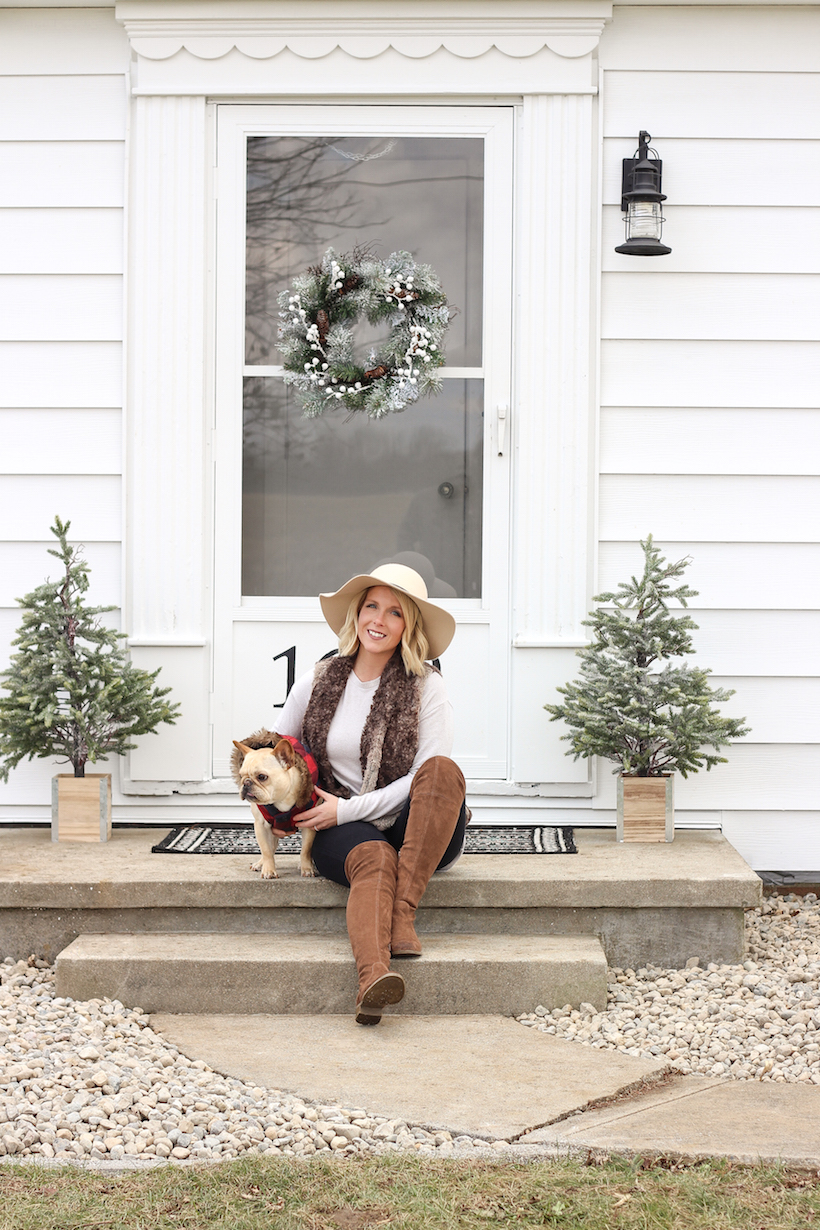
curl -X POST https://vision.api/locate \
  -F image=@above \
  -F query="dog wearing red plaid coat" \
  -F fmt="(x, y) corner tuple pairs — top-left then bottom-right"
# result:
(231, 730), (319, 879)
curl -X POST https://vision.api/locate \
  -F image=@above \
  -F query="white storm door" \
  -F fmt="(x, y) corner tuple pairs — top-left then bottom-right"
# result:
(212, 105), (512, 781)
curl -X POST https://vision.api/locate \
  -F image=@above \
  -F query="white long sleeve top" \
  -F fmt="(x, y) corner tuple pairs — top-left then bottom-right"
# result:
(275, 664), (454, 826)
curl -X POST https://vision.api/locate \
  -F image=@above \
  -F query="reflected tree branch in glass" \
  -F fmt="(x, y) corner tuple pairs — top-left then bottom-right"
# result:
(246, 137), (390, 364)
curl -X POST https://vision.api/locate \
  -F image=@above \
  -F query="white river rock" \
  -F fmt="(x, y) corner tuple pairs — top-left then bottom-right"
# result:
(518, 892), (820, 1085)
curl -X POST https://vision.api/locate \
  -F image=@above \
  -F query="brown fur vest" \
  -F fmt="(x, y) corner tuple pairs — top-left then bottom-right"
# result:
(302, 652), (430, 801)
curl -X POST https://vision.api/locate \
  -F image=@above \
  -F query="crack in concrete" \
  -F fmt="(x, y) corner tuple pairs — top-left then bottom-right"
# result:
(553, 1076), (728, 1138)
(508, 1066), (680, 1142)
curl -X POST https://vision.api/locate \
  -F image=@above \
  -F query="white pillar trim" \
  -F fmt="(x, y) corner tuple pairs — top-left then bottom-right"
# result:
(126, 94), (209, 641)
(513, 93), (596, 644)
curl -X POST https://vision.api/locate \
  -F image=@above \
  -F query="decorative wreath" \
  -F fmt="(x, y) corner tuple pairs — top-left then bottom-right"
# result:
(278, 247), (451, 419)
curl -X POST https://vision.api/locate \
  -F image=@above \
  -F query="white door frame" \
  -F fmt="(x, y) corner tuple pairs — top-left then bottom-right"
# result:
(211, 103), (514, 781)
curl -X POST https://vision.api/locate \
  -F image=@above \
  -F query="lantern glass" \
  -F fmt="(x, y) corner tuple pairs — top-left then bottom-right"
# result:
(626, 200), (665, 242)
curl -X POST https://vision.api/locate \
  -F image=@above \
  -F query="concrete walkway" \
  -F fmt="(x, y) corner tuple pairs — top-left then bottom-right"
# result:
(153, 1012), (820, 1166)
(525, 1074), (820, 1166)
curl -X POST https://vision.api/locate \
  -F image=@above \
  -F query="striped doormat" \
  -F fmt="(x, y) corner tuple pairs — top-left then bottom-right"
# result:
(151, 825), (576, 855)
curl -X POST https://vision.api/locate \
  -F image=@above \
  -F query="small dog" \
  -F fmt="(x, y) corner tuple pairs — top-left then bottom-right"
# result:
(231, 730), (319, 879)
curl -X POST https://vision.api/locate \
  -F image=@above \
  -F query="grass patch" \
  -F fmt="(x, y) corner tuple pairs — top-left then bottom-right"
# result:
(1, 1154), (820, 1230)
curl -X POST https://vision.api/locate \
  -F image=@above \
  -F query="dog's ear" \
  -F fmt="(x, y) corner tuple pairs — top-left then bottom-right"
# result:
(233, 740), (254, 758)
(272, 738), (297, 769)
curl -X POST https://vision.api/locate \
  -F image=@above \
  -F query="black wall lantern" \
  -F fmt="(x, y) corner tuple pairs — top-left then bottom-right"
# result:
(615, 130), (671, 256)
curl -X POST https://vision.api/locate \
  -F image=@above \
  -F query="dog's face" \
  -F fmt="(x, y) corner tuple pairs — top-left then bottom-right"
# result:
(233, 739), (299, 809)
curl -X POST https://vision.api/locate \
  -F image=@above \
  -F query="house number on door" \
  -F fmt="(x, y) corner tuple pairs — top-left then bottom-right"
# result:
(272, 646), (296, 708)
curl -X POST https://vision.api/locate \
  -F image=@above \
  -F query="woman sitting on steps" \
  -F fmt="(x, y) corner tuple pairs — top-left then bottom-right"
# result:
(272, 562), (467, 1025)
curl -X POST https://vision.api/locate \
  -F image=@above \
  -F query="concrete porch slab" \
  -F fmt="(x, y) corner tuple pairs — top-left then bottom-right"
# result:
(150, 1012), (669, 1141)
(0, 827), (762, 910)
(0, 826), (762, 968)
(524, 1074), (820, 1166)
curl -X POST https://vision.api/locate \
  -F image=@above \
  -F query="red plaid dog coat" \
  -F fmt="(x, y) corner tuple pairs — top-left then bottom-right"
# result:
(254, 736), (319, 832)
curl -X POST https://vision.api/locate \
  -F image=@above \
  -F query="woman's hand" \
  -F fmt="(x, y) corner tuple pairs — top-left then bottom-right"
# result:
(295, 787), (339, 831)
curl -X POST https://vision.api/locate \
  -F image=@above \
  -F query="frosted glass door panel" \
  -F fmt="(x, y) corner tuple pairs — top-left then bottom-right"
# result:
(245, 135), (483, 368)
(243, 131), (485, 598)
(242, 377), (483, 598)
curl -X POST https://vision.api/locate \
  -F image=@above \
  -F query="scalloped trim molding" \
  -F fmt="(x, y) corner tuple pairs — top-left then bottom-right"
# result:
(121, 11), (611, 62)
(129, 32), (605, 60)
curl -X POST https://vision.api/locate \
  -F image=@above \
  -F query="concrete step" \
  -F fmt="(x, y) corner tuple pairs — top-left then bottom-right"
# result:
(55, 932), (608, 1016)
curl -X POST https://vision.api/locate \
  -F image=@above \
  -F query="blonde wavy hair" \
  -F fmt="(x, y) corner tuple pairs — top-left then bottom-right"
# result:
(337, 586), (430, 677)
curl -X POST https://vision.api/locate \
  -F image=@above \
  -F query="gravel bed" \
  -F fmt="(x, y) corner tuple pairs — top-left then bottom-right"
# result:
(0, 960), (507, 1164)
(519, 893), (820, 1083)
(4, 892), (817, 1165)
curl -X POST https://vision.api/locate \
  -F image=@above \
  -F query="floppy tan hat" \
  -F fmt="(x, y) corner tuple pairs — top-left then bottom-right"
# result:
(320, 563), (456, 659)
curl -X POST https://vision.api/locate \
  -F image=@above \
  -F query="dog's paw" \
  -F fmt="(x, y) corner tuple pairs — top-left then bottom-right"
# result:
(252, 858), (279, 879)
(300, 864), (318, 878)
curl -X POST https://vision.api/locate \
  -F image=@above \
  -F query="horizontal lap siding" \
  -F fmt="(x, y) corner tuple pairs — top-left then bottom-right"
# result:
(602, 207), (820, 274)
(599, 9), (820, 867)
(0, 10), (128, 76)
(602, 274), (820, 341)
(600, 476), (820, 542)
(0, 342), (122, 407)
(603, 139), (820, 208)
(600, 409), (820, 475)
(0, 143), (125, 208)
(0, 542), (121, 609)
(0, 277), (124, 340)
(600, 6), (820, 74)
(686, 613), (820, 679)
(604, 72), (820, 141)
(602, 340), (819, 407)
(0, 476), (122, 542)
(0, 76), (126, 141)
(599, 544), (820, 612)
(0, 210), (123, 273)
(0, 11), (128, 821)
(0, 409), (121, 474)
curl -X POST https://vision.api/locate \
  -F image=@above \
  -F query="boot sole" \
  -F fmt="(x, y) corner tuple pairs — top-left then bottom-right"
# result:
(355, 972), (406, 1025)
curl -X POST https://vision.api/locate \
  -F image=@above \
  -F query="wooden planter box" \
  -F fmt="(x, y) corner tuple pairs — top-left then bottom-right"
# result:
(51, 774), (112, 843)
(616, 774), (674, 843)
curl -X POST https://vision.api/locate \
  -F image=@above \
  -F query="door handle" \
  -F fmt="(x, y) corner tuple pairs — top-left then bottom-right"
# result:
(496, 403), (508, 456)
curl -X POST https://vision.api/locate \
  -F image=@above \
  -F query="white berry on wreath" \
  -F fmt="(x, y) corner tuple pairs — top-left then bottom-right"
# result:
(277, 246), (452, 419)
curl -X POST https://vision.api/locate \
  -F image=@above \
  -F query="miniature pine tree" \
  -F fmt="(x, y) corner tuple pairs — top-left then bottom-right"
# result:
(0, 517), (180, 780)
(545, 536), (749, 777)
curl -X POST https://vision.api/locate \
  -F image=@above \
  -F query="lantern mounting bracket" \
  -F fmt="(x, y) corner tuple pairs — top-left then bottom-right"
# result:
(619, 130), (665, 212)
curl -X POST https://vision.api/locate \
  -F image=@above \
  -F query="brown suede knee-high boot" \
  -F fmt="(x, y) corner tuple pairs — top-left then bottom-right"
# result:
(344, 841), (405, 1025)
(391, 756), (466, 958)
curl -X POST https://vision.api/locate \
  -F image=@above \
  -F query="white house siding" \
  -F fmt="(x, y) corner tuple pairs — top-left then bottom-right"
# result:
(597, 5), (820, 870)
(0, 7), (128, 819)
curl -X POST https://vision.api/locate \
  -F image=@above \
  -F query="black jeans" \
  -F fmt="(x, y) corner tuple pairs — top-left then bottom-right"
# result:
(312, 797), (468, 888)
